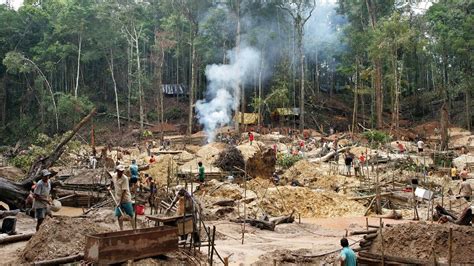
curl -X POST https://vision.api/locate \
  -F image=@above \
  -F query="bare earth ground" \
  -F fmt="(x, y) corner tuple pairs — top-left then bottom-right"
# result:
(207, 217), (411, 265)
(0, 212), (413, 265)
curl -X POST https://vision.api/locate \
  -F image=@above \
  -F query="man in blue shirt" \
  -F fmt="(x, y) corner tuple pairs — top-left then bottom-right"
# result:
(129, 159), (139, 194)
(339, 238), (357, 266)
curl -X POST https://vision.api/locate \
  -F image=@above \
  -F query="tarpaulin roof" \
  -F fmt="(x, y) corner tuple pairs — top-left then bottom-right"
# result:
(233, 112), (259, 125)
(161, 84), (188, 95)
(274, 108), (300, 116)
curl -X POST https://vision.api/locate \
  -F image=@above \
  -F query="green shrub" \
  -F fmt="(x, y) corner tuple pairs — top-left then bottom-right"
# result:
(363, 130), (391, 144)
(164, 107), (182, 121)
(277, 154), (302, 169)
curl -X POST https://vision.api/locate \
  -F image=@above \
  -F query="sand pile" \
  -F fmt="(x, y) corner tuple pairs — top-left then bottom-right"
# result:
(236, 141), (265, 161)
(258, 186), (366, 218)
(145, 154), (178, 185)
(370, 223), (474, 264)
(452, 154), (474, 170)
(173, 150), (194, 163)
(196, 142), (227, 164)
(195, 179), (257, 202)
(281, 160), (360, 190)
(21, 216), (109, 262)
(194, 179), (258, 219)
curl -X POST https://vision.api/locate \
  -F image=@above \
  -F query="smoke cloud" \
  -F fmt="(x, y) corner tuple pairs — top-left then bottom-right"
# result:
(196, 46), (260, 143)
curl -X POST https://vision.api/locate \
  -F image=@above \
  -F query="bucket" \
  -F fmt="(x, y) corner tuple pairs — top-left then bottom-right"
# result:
(135, 204), (145, 215)
(50, 200), (62, 212)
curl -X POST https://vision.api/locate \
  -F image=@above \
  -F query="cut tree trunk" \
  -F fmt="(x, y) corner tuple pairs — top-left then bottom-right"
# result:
(0, 108), (96, 209)
(230, 217), (276, 231)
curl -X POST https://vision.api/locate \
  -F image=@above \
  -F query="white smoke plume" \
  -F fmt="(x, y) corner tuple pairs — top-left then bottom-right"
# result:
(196, 46), (260, 143)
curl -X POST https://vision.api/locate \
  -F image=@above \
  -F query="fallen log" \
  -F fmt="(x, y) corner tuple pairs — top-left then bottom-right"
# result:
(358, 251), (427, 264)
(33, 254), (84, 266)
(0, 209), (19, 219)
(271, 211), (295, 225)
(0, 108), (96, 209)
(352, 246), (370, 252)
(0, 233), (34, 245)
(24, 108), (97, 186)
(213, 199), (235, 207)
(230, 218), (276, 231)
(359, 240), (373, 247)
(308, 147), (350, 163)
(363, 233), (378, 240)
(349, 229), (378, 236)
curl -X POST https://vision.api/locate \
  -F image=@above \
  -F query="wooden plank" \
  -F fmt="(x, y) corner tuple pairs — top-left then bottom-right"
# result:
(84, 226), (178, 264)
(358, 251), (428, 264)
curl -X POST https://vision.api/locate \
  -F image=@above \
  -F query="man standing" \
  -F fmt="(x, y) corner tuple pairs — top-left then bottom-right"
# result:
(450, 165), (458, 180)
(197, 161), (205, 183)
(417, 139), (424, 153)
(248, 132), (254, 145)
(459, 177), (472, 202)
(344, 151), (353, 176)
(113, 165), (135, 230)
(339, 238), (356, 266)
(33, 169), (53, 231)
(129, 159), (139, 194)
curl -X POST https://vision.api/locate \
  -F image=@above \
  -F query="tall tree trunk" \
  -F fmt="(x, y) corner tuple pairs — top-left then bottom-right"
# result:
(235, 0), (245, 132)
(135, 31), (144, 131)
(297, 25), (305, 134)
(366, 0), (383, 129)
(258, 53), (264, 128)
(107, 49), (120, 131)
(466, 83), (471, 131)
(127, 42), (132, 123)
(1, 76), (6, 127)
(74, 34), (82, 99)
(440, 102), (449, 151)
(314, 50), (320, 97)
(188, 37), (196, 138)
(352, 58), (359, 136)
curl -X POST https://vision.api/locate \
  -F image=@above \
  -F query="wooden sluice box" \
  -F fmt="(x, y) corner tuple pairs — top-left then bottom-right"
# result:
(84, 226), (178, 264)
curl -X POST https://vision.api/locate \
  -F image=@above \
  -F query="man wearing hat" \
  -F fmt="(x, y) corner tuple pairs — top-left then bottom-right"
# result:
(113, 165), (135, 230)
(33, 169), (53, 231)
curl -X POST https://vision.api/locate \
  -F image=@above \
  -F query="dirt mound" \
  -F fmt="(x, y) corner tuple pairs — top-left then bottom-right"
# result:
(21, 216), (110, 262)
(194, 180), (258, 219)
(258, 186), (365, 218)
(236, 141), (265, 161)
(281, 160), (360, 190)
(145, 154), (178, 185)
(214, 146), (245, 172)
(173, 150), (194, 163)
(370, 223), (474, 264)
(196, 142), (227, 163)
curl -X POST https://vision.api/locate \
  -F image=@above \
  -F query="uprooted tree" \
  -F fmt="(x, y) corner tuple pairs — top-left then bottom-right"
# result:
(0, 108), (96, 209)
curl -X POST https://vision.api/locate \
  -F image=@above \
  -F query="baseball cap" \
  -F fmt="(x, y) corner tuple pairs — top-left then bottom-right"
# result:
(116, 165), (125, 172)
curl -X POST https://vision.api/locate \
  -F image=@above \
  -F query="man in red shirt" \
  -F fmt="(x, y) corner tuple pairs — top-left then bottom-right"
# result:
(248, 132), (254, 145)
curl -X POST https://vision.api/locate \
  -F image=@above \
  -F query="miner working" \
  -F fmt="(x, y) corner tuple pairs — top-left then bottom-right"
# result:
(129, 159), (139, 194)
(33, 169), (54, 231)
(339, 237), (357, 266)
(112, 164), (136, 230)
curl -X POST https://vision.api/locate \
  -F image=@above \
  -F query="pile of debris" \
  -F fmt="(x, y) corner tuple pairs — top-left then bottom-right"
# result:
(281, 160), (360, 190)
(21, 216), (110, 262)
(257, 186), (366, 218)
(145, 154), (178, 185)
(369, 223), (474, 264)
